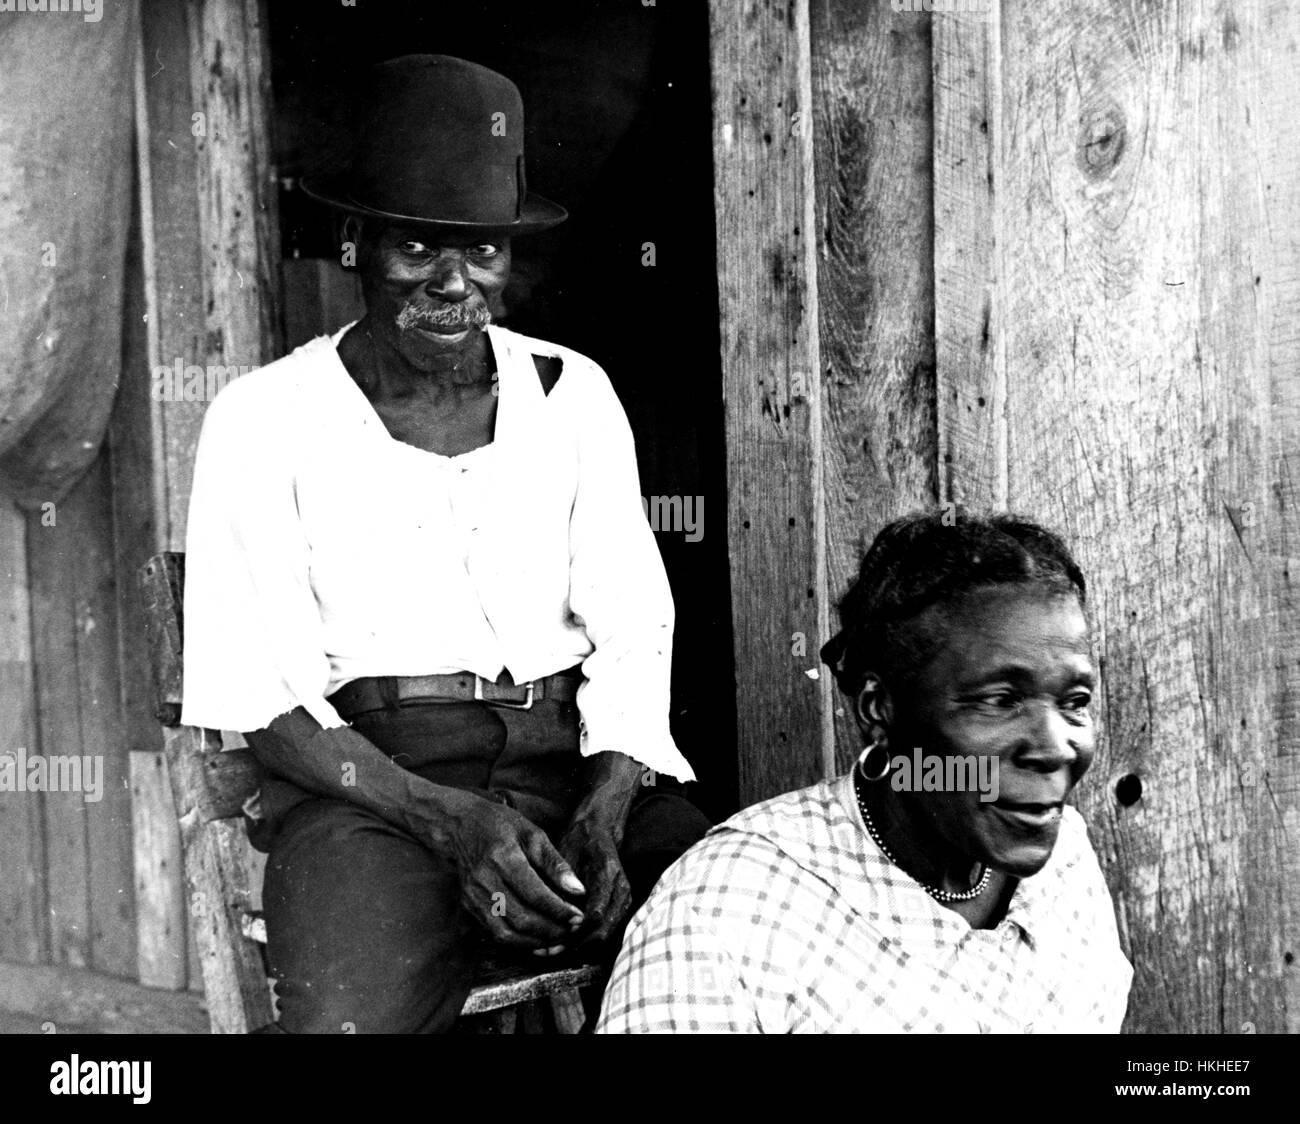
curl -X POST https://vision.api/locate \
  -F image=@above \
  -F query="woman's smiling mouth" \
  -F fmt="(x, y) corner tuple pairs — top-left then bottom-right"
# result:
(992, 798), (1064, 829)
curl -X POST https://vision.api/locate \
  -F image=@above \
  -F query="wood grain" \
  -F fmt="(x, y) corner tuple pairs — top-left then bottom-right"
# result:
(26, 478), (93, 971)
(932, 1), (1004, 509)
(0, 958), (207, 1034)
(129, 752), (186, 989)
(112, 137), (190, 989)
(812, 0), (939, 773)
(162, 723), (274, 1033)
(710, 0), (832, 800)
(1256, 0), (1300, 1032)
(0, 505), (48, 964)
(72, 458), (137, 980)
(23, 456), (136, 977)
(132, 0), (284, 991)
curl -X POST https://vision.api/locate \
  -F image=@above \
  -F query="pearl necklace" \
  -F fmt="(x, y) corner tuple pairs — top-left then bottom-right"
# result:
(853, 776), (992, 903)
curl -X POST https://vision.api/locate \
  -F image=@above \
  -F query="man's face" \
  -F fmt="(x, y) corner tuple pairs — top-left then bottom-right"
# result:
(355, 221), (512, 369)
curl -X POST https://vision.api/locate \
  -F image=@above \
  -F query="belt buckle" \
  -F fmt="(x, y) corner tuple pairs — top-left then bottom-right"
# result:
(473, 674), (535, 710)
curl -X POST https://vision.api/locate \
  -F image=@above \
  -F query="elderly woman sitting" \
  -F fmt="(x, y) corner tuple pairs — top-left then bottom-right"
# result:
(596, 510), (1133, 1033)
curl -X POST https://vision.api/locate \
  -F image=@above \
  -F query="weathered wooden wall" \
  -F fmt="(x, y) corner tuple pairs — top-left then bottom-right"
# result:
(711, 0), (939, 794)
(0, 0), (279, 995)
(713, 0), (1299, 1032)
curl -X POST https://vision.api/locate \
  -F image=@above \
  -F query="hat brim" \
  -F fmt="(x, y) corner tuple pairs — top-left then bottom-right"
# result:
(298, 172), (567, 236)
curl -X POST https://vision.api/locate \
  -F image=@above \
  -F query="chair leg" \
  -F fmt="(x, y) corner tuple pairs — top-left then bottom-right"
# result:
(549, 987), (588, 1034)
(484, 1006), (518, 1034)
(518, 999), (546, 1034)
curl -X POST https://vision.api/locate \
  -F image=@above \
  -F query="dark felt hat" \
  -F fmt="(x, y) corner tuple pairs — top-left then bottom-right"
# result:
(300, 54), (566, 235)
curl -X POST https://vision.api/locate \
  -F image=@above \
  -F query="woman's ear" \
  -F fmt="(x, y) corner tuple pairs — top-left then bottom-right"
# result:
(853, 674), (894, 737)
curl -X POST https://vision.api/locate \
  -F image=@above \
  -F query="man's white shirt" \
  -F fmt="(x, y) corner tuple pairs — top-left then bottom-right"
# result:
(181, 322), (695, 782)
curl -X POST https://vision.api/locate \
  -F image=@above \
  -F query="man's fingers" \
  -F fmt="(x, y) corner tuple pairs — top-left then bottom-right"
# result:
(468, 887), (571, 946)
(582, 865), (616, 925)
(582, 868), (632, 944)
(493, 842), (585, 927)
(526, 832), (586, 898)
(532, 945), (567, 958)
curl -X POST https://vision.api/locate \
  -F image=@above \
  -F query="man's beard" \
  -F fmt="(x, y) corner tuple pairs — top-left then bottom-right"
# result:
(395, 300), (492, 333)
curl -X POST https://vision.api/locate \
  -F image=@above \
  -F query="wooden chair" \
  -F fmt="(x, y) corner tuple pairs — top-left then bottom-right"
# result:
(140, 551), (604, 1034)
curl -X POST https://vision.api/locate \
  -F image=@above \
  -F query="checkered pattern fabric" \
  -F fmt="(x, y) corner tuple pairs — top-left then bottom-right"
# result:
(596, 772), (1132, 1033)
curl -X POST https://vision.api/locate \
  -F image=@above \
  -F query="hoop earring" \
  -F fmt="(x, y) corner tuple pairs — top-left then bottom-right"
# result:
(856, 741), (892, 783)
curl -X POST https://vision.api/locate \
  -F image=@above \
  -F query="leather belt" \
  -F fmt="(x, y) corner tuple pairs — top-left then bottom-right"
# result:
(328, 668), (582, 719)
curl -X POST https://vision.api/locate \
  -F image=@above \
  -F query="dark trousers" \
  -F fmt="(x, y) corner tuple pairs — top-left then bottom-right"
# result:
(252, 694), (710, 1033)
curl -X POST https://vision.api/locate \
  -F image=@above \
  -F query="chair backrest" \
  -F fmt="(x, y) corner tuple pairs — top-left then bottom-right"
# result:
(140, 551), (276, 1033)
(141, 552), (261, 819)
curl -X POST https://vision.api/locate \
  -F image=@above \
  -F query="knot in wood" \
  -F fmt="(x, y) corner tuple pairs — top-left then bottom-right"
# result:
(1077, 103), (1127, 179)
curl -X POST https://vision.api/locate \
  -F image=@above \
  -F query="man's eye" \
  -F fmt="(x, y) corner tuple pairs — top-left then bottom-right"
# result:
(398, 240), (431, 254)
(470, 243), (500, 257)
(977, 692), (1020, 710)
(1062, 692), (1092, 712)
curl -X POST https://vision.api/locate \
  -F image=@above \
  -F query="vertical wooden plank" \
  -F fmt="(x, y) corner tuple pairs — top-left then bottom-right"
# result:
(939, 0), (1300, 1031)
(27, 471), (94, 970)
(1256, 0), (1300, 1033)
(932, 1), (1004, 509)
(26, 456), (137, 978)
(139, 0), (281, 548)
(710, 0), (832, 802)
(811, 0), (939, 773)
(132, 4), (201, 988)
(189, 0), (283, 412)
(114, 31), (188, 991)
(138, 0), (206, 549)
(71, 457), (138, 979)
(0, 505), (48, 963)
(133, 0), (283, 991)
(129, 753), (187, 989)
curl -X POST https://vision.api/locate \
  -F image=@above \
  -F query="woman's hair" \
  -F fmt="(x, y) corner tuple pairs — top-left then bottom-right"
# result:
(821, 509), (1087, 698)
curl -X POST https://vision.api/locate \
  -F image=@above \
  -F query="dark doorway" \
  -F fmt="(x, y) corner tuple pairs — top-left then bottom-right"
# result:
(268, 0), (737, 818)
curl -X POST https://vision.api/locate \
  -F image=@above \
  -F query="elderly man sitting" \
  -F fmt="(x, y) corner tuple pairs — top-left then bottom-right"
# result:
(181, 55), (709, 1034)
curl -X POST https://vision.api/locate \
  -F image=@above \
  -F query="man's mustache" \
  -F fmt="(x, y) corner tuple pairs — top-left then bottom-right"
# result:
(396, 301), (492, 332)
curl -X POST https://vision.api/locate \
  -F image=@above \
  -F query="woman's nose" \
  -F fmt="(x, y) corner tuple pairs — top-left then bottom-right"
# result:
(424, 252), (470, 301)
(1021, 702), (1081, 771)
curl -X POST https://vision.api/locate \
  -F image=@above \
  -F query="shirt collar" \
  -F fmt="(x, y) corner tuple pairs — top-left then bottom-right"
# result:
(830, 772), (1070, 947)
(318, 321), (533, 456)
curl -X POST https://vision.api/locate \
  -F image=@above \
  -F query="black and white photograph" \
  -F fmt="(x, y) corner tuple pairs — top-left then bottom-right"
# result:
(0, 0), (1293, 1100)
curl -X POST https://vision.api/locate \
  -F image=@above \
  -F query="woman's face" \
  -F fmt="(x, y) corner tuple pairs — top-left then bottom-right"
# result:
(886, 585), (1096, 878)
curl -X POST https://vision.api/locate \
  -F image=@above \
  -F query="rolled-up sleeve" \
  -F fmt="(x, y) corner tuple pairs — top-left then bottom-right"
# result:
(566, 366), (695, 782)
(180, 385), (345, 734)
